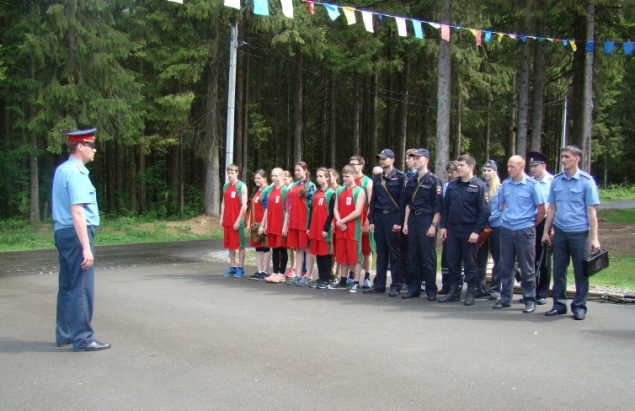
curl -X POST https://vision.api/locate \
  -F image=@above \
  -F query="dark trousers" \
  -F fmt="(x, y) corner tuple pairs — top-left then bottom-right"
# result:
(372, 212), (403, 290)
(446, 226), (478, 285)
(552, 227), (589, 313)
(55, 226), (95, 351)
(407, 214), (438, 296)
(477, 226), (502, 295)
(316, 255), (333, 282)
(500, 227), (536, 304)
(441, 242), (464, 291)
(272, 247), (288, 274)
(535, 219), (552, 299)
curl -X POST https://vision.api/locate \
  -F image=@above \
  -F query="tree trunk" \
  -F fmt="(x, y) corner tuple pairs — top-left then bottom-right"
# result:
(581, 0), (595, 171)
(203, 30), (221, 217)
(569, 10), (586, 155)
(128, 146), (137, 215)
(293, 52), (304, 163)
(352, 74), (360, 155)
(508, 73), (517, 160)
(243, 52), (250, 173)
(485, 97), (491, 161)
(329, 72), (336, 168)
(369, 71), (378, 167)
(138, 143), (146, 215)
(455, 95), (462, 156)
(435, 0), (452, 182)
(397, 58), (409, 170)
(107, 141), (115, 214)
(235, 36), (244, 179)
(29, 56), (39, 223)
(516, 13), (532, 157)
(116, 139), (124, 214)
(530, 0), (547, 152)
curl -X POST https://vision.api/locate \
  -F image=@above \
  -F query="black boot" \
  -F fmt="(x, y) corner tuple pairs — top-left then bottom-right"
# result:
(438, 286), (449, 295)
(464, 282), (475, 306)
(438, 281), (460, 303)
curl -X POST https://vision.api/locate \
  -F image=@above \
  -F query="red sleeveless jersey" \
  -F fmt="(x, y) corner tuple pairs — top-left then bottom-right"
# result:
(267, 185), (286, 235)
(337, 186), (363, 241)
(222, 181), (242, 227)
(288, 183), (308, 230)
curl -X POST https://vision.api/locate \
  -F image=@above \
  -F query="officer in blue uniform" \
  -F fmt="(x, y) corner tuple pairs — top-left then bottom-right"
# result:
(365, 149), (408, 297)
(402, 148), (442, 300)
(542, 145), (601, 321)
(52, 128), (110, 351)
(493, 155), (546, 313)
(526, 151), (554, 305)
(439, 154), (489, 305)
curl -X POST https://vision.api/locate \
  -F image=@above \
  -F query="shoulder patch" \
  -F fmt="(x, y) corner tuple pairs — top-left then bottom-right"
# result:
(484, 192), (490, 203)
(436, 185), (442, 195)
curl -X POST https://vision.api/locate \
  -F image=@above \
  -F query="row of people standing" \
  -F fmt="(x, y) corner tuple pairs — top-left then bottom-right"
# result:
(219, 145), (601, 320)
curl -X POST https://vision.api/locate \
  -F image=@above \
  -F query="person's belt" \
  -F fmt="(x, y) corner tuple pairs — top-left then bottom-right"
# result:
(412, 210), (431, 216)
(448, 221), (474, 227)
(378, 209), (397, 214)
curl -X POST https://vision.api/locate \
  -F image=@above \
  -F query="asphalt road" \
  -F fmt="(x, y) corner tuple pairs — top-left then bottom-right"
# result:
(1, 240), (634, 410)
(597, 199), (635, 209)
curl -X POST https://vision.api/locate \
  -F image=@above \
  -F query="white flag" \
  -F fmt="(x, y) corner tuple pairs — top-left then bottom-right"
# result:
(362, 11), (374, 33)
(395, 17), (407, 37)
(224, 0), (240, 9)
(168, 0), (183, 3)
(281, 0), (293, 18)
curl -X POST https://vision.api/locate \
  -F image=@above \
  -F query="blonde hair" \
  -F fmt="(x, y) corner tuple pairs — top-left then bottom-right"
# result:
(488, 172), (501, 197)
(226, 164), (239, 172)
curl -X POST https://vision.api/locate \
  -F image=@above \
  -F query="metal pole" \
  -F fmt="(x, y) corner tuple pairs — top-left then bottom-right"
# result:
(225, 22), (238, 176)
(560, 96), (567, 172)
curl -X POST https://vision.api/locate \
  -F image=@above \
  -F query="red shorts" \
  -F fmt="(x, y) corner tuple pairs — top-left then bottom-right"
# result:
(309, 239), (331, 256)
(224, 226), (245, 250)
(286, 228), (309, 249)
(267, 233), (285, 249)
(335, 238), (361, 265)
(361, 232), (375, 255)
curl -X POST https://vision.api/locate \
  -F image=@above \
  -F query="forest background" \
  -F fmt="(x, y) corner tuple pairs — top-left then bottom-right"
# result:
(1, 0), (634, 224)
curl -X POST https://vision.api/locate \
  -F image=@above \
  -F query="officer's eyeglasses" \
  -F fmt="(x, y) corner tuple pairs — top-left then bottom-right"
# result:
(349, 163), (361, 166)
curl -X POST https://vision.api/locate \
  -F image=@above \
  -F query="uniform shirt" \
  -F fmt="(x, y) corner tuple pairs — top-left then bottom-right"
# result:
(287, 180), (316, 230)
(222, 181), (245, 227)
(52, 157), (100, 231)
(368, 167), (407, 225)
(266, 185), (287, 236)
(440, 177), (489, 234)
(548, 169), (600, 233)
(248, 185), (272, 226)
(486, 183), (503, 228)
(336, 185), (363, 241)
(536, 172), (554, 210)
(500, 174), (545, 231)
(403, 171), (443, 215)
(308, 188), (335, 243)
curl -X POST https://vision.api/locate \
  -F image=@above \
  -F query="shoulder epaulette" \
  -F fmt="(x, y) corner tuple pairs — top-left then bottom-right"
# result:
(526, 176), (538, 184)
(554, 171), (565, 178)
(579, 171), (593, 179)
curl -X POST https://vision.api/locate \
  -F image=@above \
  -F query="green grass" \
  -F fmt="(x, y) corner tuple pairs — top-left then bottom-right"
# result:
(597, 209), (635, 225)
(568, 256), (635, 291)
(599, 184), (635, 202)
(0, 217), (223, 252)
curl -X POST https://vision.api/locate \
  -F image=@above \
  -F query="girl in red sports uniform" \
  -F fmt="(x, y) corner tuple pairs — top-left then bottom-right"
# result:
(264, 168), (289, 284)
(247, 169), (272, 281)
(328, 168), (341, 281)
(283, 162), (316, 285)
(282, 170), (297, 278)
(307, 168), (335, 289)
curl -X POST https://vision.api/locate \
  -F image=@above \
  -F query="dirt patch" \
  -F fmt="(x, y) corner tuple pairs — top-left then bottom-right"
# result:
(598, 223), (635, 255)
(165, 215), (219, 235)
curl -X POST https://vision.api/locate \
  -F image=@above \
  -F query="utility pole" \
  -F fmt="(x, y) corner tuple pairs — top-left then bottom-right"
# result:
(560, 96), (568, 173)
(225, 22), (238, 178)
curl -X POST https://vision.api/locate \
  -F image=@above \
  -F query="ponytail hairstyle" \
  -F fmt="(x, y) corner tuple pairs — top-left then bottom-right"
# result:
(489, 171), (501, 197)
(295, 161), (311, 197)
(328, 168), (340, 188)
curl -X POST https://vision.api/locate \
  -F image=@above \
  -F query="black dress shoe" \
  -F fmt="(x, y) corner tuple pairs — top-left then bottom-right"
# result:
(388, 288), (400, 297)
(81, 341), (111, 351)
(402, 292), (420, 299)
(438, 287), (449, 295)
(545, 308), (567, 316)
(363, 287), (386, 294)
(474, 291), (487, 299)
(493, 301), (511, 309)
(427, 294), (437, 301)
(523, 301), (536, 313)
(536, 298), (547, 305)
(573, 310), (586, 320)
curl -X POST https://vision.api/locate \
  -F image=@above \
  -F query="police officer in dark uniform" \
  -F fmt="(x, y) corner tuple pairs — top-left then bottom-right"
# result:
(439, 154), (489, 305)
(402, 148), (442, 300)
(364, 149), (408, 297)
(52, 128), (110, 351)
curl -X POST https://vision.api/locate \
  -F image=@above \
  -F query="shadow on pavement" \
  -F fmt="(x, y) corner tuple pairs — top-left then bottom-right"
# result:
(0, 338), (69, 354)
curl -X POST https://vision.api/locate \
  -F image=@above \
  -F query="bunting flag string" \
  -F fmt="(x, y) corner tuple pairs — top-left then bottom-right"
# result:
(210, 0), (635, 55)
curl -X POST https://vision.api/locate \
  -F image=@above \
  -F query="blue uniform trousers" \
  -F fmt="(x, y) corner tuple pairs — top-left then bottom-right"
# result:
(407, 213), (438, 296)
(446, 225), (478, 285)
(535, 220), (552, 299)
(477, 226), (502, 295)
(372, 212), (404, 290)
(552, 227), (589, 313)
(55, 226), (96, 351)
(499, 227), (536, 304)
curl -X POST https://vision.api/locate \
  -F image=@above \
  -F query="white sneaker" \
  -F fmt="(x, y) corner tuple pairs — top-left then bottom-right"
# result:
(349, 284), (360, 293)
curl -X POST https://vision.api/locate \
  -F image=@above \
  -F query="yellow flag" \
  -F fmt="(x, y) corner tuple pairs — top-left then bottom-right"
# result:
(342, 7), (356, 25)
(570, 41), (577, 52)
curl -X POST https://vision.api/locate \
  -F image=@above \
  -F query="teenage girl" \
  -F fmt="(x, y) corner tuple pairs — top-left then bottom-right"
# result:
(247, 169), (272, 280)
(282, 162), (316, 286)
(264, 168), (289, 284)
(306, 168), (335, 289)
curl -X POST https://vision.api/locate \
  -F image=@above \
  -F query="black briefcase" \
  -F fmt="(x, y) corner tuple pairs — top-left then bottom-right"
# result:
(583, 250), (609, 277)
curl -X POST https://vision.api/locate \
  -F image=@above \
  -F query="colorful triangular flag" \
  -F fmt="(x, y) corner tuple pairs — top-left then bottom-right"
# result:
(603, 42), (614, 54)
(412, 20), (424, 40)
(253, 0), (269, 15)
(570, 41), (577, 52)
(623, 42), (634, 55)
(342, 7), (356, 25)
(324, 4), (340, 21)
(362, 11), (373, 33)
(395, 17), (407, 37)
(280, 0), (293, 18)
(585, 41), (594, 52)
(441, 24), (450, 41)
(224, 0), (240, 9)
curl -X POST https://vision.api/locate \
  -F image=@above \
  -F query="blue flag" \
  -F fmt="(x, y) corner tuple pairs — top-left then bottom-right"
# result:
(484, 31), (492, 43)
(624, 42), (634, 55)
(585, 41), (594, 52)
(324, 4), (340, 21)
(412, 20), (423, 39)
(253, 0), (269, 16)
(603, 42), (614, 54)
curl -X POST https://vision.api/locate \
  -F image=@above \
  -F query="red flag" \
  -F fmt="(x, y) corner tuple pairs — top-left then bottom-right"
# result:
(304, 0), (314, 15)
(441, 24), (450, 41)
